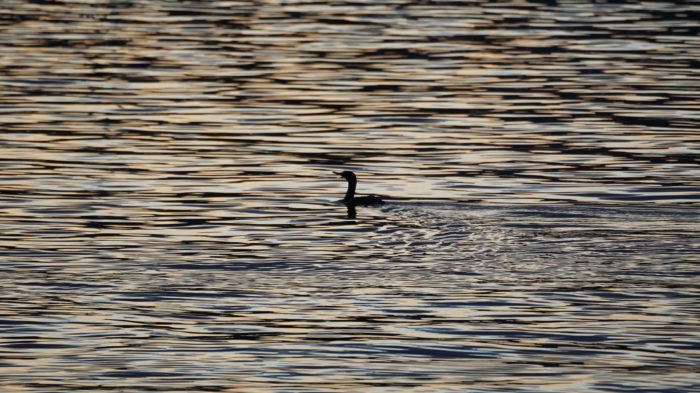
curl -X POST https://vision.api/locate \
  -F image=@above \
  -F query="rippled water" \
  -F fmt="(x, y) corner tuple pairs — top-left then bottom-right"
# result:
(1, 1), (699, 391)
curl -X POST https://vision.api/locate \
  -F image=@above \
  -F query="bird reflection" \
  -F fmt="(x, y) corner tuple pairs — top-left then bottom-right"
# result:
(346, 205), (357, 219)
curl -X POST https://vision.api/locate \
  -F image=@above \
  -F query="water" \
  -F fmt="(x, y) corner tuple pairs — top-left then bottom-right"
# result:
(1, 1), (699, 391)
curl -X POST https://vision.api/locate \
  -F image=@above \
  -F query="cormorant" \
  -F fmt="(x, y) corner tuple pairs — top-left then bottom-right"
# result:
(334, 171), (384, 206)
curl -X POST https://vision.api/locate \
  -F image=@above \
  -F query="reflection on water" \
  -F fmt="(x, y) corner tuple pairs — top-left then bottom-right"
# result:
(0, 0), (699, 391)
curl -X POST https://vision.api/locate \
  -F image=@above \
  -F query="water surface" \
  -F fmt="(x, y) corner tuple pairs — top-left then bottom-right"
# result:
(0, 1), (699, 392)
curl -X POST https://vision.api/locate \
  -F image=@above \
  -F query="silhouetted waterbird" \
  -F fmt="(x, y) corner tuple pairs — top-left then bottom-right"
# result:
(334, 170), (384, 206)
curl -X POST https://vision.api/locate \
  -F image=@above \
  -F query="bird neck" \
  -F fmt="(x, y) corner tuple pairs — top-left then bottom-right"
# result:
(344, 178), (356, 201)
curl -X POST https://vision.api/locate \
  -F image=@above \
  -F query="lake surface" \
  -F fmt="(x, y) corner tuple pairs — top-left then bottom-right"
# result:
(0, 0), (699, 391)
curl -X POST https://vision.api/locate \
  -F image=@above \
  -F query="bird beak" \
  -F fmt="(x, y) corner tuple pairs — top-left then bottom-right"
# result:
(333, 171), (342, 176)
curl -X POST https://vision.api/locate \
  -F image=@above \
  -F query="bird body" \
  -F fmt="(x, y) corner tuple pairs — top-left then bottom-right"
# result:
(334, 171), (384, 206)
(348, 194), (384, 206)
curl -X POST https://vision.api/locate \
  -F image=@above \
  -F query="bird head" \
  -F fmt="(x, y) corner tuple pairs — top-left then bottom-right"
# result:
(334, 170), (356, 181)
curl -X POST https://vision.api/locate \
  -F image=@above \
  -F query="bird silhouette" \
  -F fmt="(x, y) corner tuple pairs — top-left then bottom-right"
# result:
(334, 171), (384, 206)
